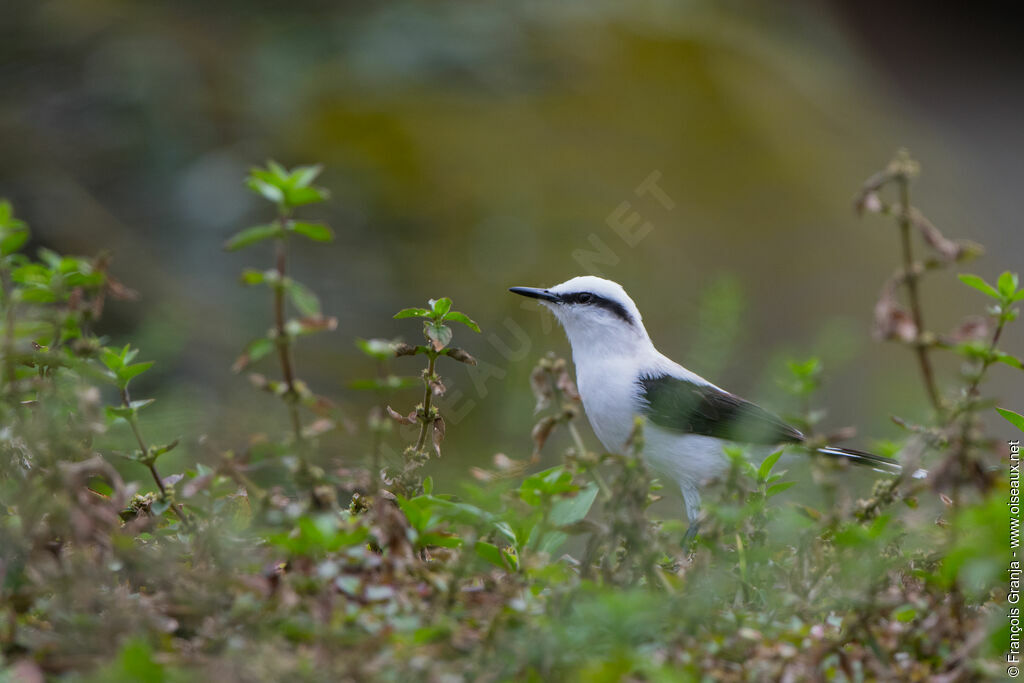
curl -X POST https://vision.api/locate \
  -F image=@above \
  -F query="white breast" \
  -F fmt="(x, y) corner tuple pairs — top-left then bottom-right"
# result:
(573, 353), (643, 453)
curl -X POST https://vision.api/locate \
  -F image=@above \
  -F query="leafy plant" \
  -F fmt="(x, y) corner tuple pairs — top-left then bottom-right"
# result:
(385, 296), (479, 496)
(227, 161), (337, 447)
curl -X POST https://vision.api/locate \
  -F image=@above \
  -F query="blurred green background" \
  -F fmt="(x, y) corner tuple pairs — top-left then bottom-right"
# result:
(1, 0), (1021, 492)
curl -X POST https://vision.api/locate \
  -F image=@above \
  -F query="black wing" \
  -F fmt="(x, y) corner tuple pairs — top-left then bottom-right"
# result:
(638, 374), (804, 445)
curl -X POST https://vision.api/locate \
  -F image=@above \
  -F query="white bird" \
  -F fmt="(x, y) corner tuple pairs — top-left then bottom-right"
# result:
(510, 275), (917, 538)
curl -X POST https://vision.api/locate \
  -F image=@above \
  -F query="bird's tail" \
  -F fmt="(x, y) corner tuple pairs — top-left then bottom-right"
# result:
(815, 446), (927, 479)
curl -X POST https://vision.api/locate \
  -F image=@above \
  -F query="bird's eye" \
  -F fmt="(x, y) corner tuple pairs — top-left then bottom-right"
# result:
(576, 292), (593, 304)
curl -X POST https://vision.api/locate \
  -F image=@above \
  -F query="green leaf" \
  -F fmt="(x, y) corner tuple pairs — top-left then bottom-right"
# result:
(349, 376), (419, 391)
(394, 307), (431, 319)
(118, 361), (153, 386)
(0, 199), (16, 226)
(289, 221), (334, 242)
(997, 407), (1024, 433)
(151, 439), (179, 459)
(996, 352), (1024, 370)
(893, 605), (917, 623)
(475, 540), (505, 568)
(953, 340), (992, 361)
(474, 540), (517, 570)
(0, 200), (29, 256)
(430, 297), (452, 316)
(245, 178), (285, 204)
(958, 273), (1000, 300)
(444, 310), (480, 332)
(105, 405), (134, 420)
(417, 532), (462, 549)
(787, 357), (821, 378)
(101, 347), (124, 371)
(519, 466), (576, 506)
(38, 248), (61, 269)
(548, 482), (599, 527)
(998, 271), (1020, 298)
(240, 269), (266, 285)
(290, 164), (323, 188)
(355, 338), (397, 360)
(422, 476), (433, 495)
(285, 279), (320, 316)
(537, 530), (569, 555)
(758, 449), (784, 480)
(122, 345), (138, 365)
(766, 481), (796, 498)
(224, 224), (283, 251)
(493, 521), (518, 547)
(110, 638), (166, 683)
(284, 185), (328, 207)
(425, 321), (452, 349)
(0, 226), (28, 256)
(131, 398), (156, 411)
(234, 337), (275, 372)
(266, 160), (289, 181)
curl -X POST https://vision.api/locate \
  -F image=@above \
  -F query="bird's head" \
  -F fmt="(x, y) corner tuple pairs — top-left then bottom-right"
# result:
(510, 276), (651, 357)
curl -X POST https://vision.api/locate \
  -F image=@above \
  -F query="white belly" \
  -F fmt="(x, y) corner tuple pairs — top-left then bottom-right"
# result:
(643, 427), (730, 488)
(574, 356), (733, 492)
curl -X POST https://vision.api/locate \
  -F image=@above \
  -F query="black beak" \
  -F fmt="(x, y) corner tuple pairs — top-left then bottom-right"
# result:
(509, 286), (560, 303)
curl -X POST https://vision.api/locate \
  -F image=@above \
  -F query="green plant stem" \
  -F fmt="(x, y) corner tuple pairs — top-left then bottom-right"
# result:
(965, 317), (1007, 402)
(371, 360), (387, 490)
(0, 266), (16, 390)
(589, 462), (613, 501)
(897, 179), (942, 415)
(120, 387), (190, 527)
(947, 304), (1008, 634)
(272, 235), (302, 442)
(414, 353), (437, 452)
(567, 420), (612, 499)
(566, 420), (587, 458)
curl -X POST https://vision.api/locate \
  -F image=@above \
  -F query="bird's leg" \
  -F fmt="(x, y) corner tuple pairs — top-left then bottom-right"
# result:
(681, 484), (702, 547)
(682, 519), (700, 547)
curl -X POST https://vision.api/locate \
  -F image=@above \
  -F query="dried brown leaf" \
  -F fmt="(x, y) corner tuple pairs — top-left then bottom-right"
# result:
(107, 274), (140, 301)
(556, 368), (580, 401)
(944, 316), (990, 344)
(470, 467), (494, 482)
(531, 415), (558, 457)
(530, 365), (553, 413)
(298, 315), (338, 332)
(303, 418), (335, 438)
(493, 453), (515, 471)
(393, 343), (417, 356)
(910, 209), (958, 261)
(445, 347), (477, 365)
(873, 280), (917, 343)
(385, 405), (417, 425)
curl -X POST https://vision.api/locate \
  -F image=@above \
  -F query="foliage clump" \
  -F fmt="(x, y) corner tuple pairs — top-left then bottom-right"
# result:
(1, 155), (1021, 681)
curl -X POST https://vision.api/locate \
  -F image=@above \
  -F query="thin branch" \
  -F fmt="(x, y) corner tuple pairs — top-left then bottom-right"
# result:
(896, 178), (942, 415)
(120, 386), (190, 527)
(272, 234), (303, 442)
(414, 353), (437, 452)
